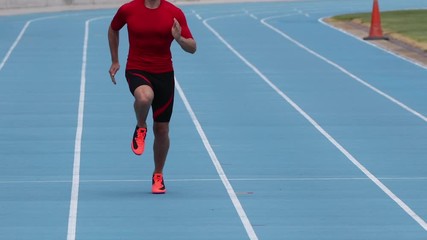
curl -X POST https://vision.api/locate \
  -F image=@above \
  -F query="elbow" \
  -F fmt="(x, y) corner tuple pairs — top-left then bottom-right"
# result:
(188, 46), (197, 54)
(188, 41), (197, 54)
(177, 38), (196, 54)
(183, 46), (196, 54)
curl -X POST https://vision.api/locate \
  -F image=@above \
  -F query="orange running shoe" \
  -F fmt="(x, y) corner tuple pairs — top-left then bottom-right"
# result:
(152, 173), (166, 194)
(131, 126), (147, 155)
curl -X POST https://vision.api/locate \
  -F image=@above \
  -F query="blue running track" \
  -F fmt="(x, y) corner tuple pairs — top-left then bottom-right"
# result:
(1, 0), (427, 239)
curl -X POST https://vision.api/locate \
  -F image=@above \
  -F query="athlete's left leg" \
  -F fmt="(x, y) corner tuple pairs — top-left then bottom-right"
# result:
(153, 121), (170, 174)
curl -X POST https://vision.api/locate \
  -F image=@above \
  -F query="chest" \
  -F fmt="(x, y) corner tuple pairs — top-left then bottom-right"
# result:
(126, 9), (174, 39)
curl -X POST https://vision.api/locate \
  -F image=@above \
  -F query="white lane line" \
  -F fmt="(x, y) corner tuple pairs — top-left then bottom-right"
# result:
(0, 15), (68, 72)
(175, 78), (259, 240)
(1, 176), (427, 184)
(203, 14), (427, 231)
(319, 17), (427, 70)
(66, 16), (110, 240)
(261, 14), (427, 123)
(0, 12), (110, 240)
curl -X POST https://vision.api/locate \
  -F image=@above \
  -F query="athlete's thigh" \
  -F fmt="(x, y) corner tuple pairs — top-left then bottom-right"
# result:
(151, 71), (175, 122)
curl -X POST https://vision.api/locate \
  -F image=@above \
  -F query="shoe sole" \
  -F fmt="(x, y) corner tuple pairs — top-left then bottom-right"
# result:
(131, 144), (143, 155)
(152, 191), (166, 194)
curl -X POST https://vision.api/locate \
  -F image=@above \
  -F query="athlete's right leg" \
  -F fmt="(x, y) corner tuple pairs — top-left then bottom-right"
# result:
(126, 70), (154, 155)
(129, 85), (153, 155)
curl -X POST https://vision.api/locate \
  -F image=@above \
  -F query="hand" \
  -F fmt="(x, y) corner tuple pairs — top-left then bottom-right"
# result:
(171, 18), (182, 41)
(109, 62), (120, 85)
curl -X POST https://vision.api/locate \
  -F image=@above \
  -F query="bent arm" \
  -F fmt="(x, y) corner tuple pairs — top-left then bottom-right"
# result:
(172, 18), (197, 54)
(176, 36), (197, 54)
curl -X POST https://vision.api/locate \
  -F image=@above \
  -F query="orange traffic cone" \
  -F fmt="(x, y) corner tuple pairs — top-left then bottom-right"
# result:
(364, 0), (389, 40)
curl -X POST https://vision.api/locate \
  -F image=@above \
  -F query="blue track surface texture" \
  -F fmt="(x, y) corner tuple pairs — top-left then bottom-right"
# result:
(1, 0), (426, 239)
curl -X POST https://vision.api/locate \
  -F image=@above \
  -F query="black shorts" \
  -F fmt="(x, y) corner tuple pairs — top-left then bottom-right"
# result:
(125, 70), (175, 122)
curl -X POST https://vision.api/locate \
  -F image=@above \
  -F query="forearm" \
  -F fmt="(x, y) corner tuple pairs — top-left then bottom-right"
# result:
(176, 37), (197, 54)
(108, 26), (120, 62)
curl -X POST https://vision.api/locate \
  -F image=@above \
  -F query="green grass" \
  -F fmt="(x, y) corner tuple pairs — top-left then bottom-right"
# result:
(332, 9), (427, 44)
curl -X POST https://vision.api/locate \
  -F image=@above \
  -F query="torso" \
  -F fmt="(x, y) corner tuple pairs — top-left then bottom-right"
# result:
(111, 0), (188, 73)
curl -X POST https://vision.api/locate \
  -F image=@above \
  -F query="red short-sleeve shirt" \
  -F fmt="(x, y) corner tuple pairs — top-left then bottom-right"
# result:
(110, 0), (193, 73)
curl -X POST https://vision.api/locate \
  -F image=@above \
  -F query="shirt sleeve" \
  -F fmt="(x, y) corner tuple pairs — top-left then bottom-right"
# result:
(176, 9), (193, 39)
(110, 5), (127, 31)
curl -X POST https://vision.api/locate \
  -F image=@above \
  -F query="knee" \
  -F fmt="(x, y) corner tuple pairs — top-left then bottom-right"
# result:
(153, 123), (169, 138)
(134, 86), (154, 105)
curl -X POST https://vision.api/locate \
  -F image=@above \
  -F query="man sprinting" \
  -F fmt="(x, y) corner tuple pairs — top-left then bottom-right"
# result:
(108, 0), (196, 194)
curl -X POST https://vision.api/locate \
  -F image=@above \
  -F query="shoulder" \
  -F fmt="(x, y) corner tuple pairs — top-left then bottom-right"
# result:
(162, 0), (185, 15)
(117, 0), (140, 14)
